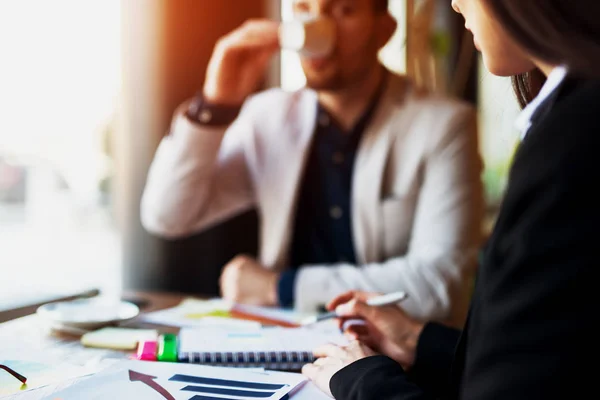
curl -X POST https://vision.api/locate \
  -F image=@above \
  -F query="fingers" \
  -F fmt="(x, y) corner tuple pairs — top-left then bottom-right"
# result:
(240, 19), (281, 38)
(301, 362), (318, 380)
(228, 254), (253, 266)
(313, 341), (365, 360)
(345, 333), (379, 352)
(301, 358), (335, 377)
(239, 19), (280, 45)
(302, 356), (356, 399)
(326, 291), (358, 311)
(335, 299), (374, 319)
(313, 343), (347, 359)
(313, 357), (331, 366)
(220, 272), (236, 301)
(219, 20), (280, 52)
(219, 255), (246, 300)
(204, 19), (280, 106)
(342, 321), (369, 338)
(326, 291), (380, 311)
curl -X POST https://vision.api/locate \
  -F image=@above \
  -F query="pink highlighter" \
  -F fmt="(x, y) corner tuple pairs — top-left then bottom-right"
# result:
(137, 340), (158, 361)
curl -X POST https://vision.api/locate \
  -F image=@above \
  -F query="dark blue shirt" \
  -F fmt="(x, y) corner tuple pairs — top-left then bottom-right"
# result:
(277, 88), (384, 307)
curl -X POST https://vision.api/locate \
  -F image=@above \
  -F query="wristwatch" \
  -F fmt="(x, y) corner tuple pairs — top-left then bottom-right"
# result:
(185, 93), (242, 126)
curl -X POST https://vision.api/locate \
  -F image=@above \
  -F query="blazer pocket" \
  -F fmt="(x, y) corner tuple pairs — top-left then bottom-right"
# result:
(380, 196), (417, 256)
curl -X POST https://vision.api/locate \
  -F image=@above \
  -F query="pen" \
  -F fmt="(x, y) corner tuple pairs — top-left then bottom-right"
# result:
(300, 291), (408, 326)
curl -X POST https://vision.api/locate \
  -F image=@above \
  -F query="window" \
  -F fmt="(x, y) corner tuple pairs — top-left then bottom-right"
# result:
(477, 57), (521, 231)
(0, 0), (122, 307)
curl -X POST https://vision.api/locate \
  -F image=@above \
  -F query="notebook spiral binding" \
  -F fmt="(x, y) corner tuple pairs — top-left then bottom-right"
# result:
(178, 351), (315, 371)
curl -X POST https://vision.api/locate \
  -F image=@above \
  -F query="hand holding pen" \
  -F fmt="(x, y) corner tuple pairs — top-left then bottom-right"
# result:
(301, 291), (409, 325)
(321, 290), (425, 370)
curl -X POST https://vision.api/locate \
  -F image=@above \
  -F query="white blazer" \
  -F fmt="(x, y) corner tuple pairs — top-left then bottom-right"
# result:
(141, 73), (484, 327)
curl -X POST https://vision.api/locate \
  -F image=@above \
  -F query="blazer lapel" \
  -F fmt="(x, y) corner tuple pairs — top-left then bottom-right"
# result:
(530, 76), (581, 128)
(352, 76), (409, 264)
(262, 90), (318, 269)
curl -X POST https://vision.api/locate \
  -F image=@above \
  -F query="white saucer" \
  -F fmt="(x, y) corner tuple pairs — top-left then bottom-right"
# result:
(36, 298), (140, 330)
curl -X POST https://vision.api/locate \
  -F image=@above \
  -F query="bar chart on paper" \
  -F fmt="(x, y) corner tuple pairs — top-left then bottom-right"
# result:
(41, 361), (306, 400)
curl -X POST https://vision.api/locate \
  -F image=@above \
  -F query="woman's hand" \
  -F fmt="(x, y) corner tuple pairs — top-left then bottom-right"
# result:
(302, 340), (377, 398)
(328, 291), (425, 370)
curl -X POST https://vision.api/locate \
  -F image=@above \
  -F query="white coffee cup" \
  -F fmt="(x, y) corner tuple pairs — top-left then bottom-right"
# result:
(279, 15), (336, 58)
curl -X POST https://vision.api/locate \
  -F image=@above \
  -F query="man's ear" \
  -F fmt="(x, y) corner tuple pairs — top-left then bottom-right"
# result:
(377, 13), (398, 49)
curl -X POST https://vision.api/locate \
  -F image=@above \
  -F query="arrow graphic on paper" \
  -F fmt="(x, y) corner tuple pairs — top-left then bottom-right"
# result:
(129, 370), (176, 400)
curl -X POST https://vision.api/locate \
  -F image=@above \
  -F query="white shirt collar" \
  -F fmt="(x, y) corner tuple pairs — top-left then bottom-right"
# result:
(515, 66), (568, 139)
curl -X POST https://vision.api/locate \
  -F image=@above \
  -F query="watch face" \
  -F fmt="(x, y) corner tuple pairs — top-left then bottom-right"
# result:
(198, 109), (213, 124)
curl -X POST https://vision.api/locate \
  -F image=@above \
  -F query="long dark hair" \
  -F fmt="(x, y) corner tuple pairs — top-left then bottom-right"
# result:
(485, 1), (600, 108)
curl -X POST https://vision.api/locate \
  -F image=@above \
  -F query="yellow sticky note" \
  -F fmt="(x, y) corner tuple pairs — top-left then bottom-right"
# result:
(184, 310), (231, 319)
(81, 327), (158, 350)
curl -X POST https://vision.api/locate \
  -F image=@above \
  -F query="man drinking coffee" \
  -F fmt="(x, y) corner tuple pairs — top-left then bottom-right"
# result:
(140, 0), (484, 327)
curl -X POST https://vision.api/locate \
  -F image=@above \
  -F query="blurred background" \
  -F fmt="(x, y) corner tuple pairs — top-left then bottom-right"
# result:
(0, 0), (519, 318)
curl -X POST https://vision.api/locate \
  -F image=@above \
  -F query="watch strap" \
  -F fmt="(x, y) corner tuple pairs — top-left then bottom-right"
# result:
(185, 93), (242, 126)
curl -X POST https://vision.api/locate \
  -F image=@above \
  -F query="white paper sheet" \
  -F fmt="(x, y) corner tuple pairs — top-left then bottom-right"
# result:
(231, 304), (313, 325)
(0, 352), (96, 398)
(140, 299), (262, 329)
(139, 298), (317, 329)
(41, 360), (306, 400)
(291, 382), (333, 399)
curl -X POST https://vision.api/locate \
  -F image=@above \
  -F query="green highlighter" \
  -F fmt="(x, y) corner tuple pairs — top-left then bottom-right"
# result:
(157, 333), (178, 362)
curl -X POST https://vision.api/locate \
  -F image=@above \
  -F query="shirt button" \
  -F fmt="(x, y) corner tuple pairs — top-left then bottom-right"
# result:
(199, 109), (213, 123)
(330, 206), (343, 219)
(318, 113), (330, 126)
(332, 152), (345, 164)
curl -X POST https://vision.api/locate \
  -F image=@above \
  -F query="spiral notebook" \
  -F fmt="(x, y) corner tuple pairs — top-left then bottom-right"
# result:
(178, 325), (348, 371)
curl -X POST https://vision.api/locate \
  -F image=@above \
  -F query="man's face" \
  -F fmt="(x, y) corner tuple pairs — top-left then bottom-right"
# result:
(292, 0), (390, 91)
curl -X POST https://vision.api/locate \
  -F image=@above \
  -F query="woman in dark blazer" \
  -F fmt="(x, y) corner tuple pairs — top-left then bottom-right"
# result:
(301, 1), (600, 399)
